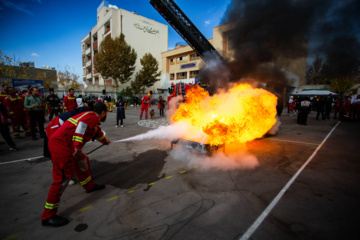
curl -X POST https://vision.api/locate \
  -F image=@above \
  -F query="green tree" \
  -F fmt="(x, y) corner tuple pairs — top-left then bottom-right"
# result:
(331, 76), (357, 96)
(130, 75), (144, 94)
(132, 53), (161, 93)
(0, 50), (14, 79)
(58, 66), (80, 91)
(95, 34), (137, 92)
(305, 56), (326, 85)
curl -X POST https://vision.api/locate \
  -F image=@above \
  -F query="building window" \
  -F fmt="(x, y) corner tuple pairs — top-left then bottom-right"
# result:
(170, 58), (175, 65)
(177, 55), (188, 63)
(189, 70), (199, 78)
(104, 20), (111, 35)
(94, 76), (99, 85)
(170, 73), (175, 80)
(228, 35), (234, 50)
(176, 72), (187, 80)
(190, 53), (200, 61)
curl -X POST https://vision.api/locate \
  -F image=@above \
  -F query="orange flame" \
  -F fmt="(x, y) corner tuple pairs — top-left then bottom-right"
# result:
(171, 83), (277, 145)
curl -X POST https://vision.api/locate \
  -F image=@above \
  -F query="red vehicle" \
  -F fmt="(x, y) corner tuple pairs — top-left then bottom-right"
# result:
(167, 82), (197, 108)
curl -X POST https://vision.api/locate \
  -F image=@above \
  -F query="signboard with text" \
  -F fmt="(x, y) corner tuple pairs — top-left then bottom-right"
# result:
(180, 62), (197, 69)
(12, 79), (44, 94)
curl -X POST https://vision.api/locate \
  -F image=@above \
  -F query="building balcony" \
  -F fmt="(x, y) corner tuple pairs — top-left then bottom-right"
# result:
(104, 28), (111, 36)
(86, 73), (92, 79)
(177, 59), (188, 64)
(85, 48), (91, 56)
(93, 40), (98, 50)
(176, 75), (187, 80)
(86, 60), (92, 68)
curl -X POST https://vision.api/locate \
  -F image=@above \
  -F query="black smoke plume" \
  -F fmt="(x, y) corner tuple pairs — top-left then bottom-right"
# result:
(201, 0), (360, 94)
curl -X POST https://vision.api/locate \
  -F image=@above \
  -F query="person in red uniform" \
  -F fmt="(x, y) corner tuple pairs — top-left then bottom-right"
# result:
(4, 87), (30, 138)
(140, 95), (150, 120)
(62, 88), (77, 112)
(41, 103), (110, 227)
(0, 84), (9, 103)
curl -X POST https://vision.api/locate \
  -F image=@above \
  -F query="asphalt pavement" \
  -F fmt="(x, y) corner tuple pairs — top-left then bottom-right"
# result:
(0, 107), (359, 240)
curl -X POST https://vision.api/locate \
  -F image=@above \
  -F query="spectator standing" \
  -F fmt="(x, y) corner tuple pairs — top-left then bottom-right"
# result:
(115, 96), (126, 127)
(0, 84), (9, 103)
(87, 97), (95, 111)
(324, 94), (333, 119)
(288, 96), (295, 115)
(63, 88), (77, 112)
(316, 97), (326, 120)
(24, 87), (45, 140)
(4, 87), (30, 138)
(46, 89), (61, 121)
(0, 101), (18, 151)
(133, 95), (139, 109)
(297, 97), (311, 125)
(158, 96), (166, 117)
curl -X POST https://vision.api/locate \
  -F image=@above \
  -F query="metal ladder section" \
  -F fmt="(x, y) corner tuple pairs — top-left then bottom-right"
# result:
(150, 0), (224, 63)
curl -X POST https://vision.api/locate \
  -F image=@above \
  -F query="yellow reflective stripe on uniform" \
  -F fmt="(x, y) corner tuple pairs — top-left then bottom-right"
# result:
(72, 136), (83, 142)
(68, 118), (77, 126)
(97, 135), (105, 141)
(68, 112), (91, 127)
(9, 111), (14, 114)
(44, 202), (60, 209)
(76, 111), (91, 120)
(80, 176), (92, 185)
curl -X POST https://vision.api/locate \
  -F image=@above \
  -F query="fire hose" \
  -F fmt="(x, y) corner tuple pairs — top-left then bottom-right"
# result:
(85, 144), (105, 155)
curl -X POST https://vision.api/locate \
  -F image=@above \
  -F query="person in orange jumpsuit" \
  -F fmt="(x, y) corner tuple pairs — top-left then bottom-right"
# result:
(62, 88), (77, 112)
(4, 87), (30, 138)
(140, 95), (150, 120)
(41, 103), (110, 227)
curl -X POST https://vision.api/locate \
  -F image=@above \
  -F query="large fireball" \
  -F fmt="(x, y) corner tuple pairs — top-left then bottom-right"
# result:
(171, 83), (277, 145)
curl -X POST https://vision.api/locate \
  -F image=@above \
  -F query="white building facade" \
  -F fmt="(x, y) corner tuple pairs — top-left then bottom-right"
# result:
(81, 1), (168, 96)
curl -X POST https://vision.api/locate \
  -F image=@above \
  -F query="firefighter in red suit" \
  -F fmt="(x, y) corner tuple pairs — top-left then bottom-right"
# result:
(0, 84), (9, 103)
(41, 103), (110, 227)
(140, 95), (150, 120)
(4, 87), (31, 138)
(63, 88), (77, 112)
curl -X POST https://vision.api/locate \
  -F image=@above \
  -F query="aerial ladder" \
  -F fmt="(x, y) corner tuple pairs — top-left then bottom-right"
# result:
(150, 0), (224, 63)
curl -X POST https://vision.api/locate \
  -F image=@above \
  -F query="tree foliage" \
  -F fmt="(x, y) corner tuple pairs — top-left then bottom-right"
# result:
(305, 53), (359, 95)
(119, 86), (133, 98)
(95, 34), (137, 90)
(58, 66), (80, 91)
(331, 76), (356, 97)
(132, 53), (161, 93)
(0, 50), (14, 78)
(36, 71), (55, 91)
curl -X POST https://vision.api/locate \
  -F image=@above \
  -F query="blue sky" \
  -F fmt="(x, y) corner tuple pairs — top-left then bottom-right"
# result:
(0, 0), (231, 80)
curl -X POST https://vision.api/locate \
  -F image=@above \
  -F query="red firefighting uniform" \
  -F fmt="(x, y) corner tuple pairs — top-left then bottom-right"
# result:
(4, 95), (30, 137)
(0, 90), (7, 103)
(63, 94), (77, 112)
(41, 111), (108, 220)
(140, 96), (150, 119)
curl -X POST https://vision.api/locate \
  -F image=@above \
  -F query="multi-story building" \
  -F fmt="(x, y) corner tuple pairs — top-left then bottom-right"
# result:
(81, 0), (168, 97)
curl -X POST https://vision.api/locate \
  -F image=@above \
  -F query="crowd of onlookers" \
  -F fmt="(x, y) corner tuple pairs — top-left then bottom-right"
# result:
(0, 84), (168, 151)
(287, 94), (360, 125)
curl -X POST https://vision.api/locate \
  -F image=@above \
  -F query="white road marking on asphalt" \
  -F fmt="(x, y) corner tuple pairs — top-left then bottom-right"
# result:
(271, 138), (319, 146)
(0, 156), (44, 165)
(239, 121), (340, 240)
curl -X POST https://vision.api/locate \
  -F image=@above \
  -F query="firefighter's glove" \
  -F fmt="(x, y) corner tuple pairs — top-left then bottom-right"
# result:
(73, 148), (82, 158)
(104, 139), (110, 145)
